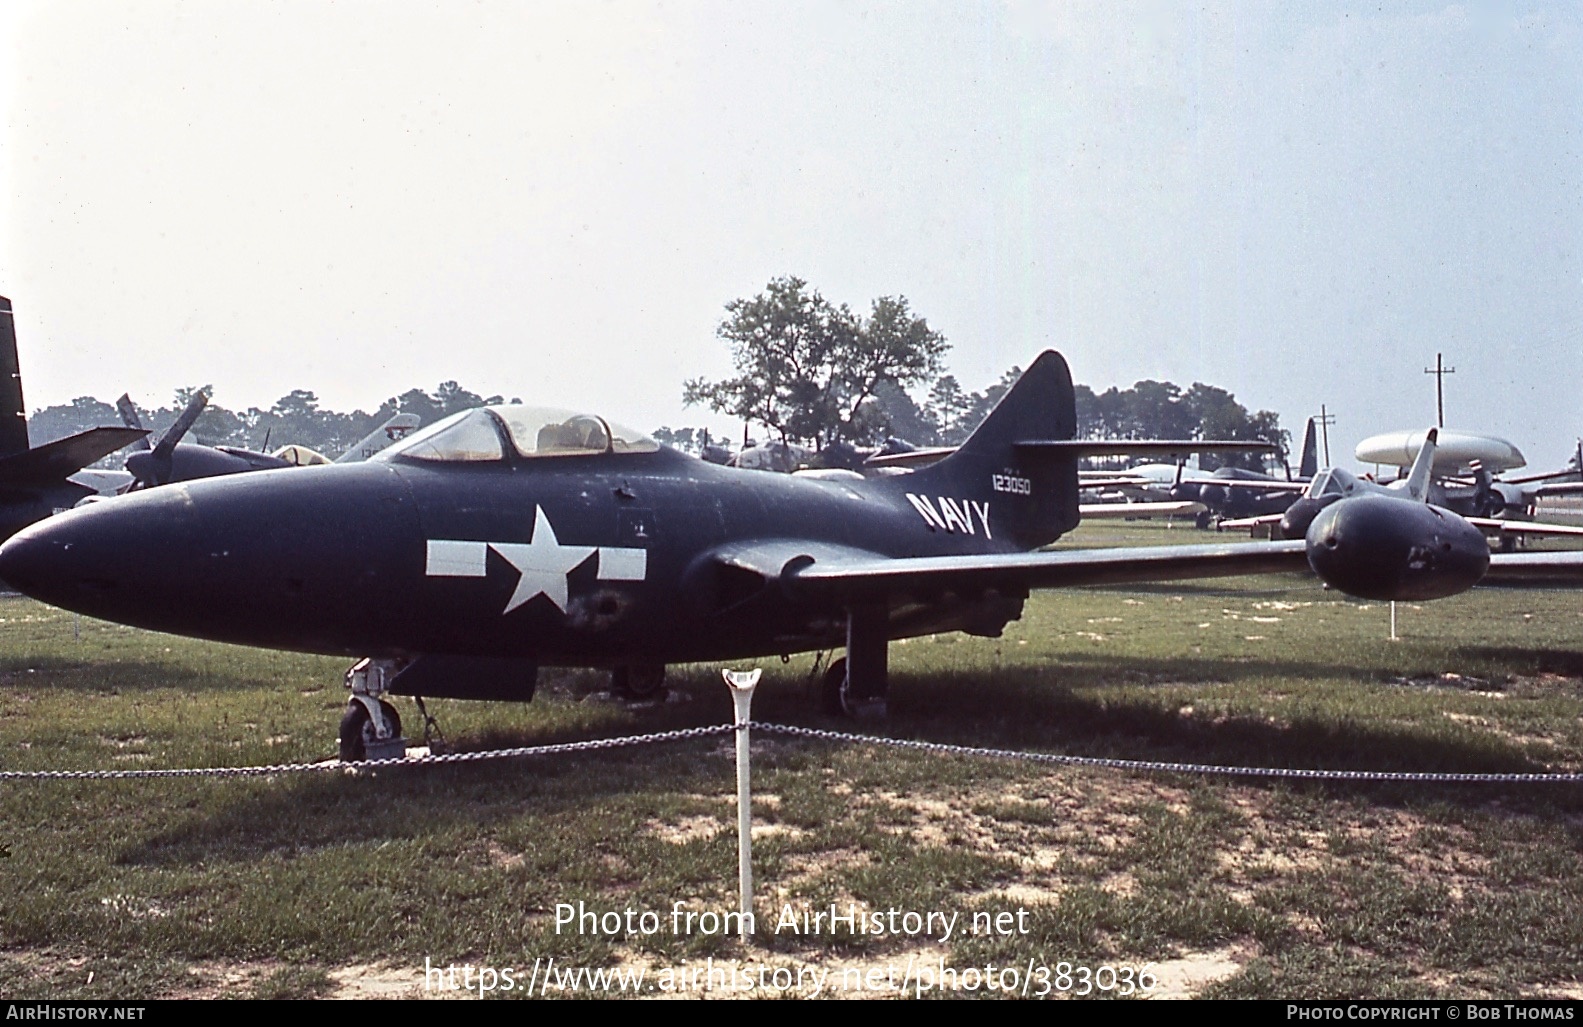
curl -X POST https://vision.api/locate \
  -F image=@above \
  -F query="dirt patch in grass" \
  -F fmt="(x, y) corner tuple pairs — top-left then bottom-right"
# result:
(330, 962), (428, 999)
(649, 814), (724, 844)
(1147, 946), (1248, 998)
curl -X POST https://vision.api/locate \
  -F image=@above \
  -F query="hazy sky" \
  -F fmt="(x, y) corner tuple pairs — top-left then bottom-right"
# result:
(2, 1), (1579, 469)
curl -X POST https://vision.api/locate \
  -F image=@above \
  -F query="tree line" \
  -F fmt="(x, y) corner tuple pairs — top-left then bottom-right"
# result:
(31, 277), (1290, 472)
(28, 382), (510, 462)
(676, 276), (1290, 470)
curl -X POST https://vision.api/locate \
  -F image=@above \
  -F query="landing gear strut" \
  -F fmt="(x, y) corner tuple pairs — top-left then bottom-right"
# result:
(340, 658), (407, 762)
(823, 606), (888, 718)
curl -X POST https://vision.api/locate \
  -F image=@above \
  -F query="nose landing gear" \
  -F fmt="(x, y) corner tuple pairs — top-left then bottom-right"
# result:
(340, 658), (407, 762)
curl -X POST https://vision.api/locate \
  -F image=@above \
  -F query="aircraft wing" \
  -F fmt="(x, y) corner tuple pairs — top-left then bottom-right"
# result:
(758, 536), (1583, 603)
(1079, 501), (1205, 518)
(0, 427), (148, 485)
(1078, 476), (1158, 489)
(779, 539), (1313, 602)
(1484, 551), (1583, 583)
(868, 439), (1276, 470)
(1466, 517), (1583, 539)
(1215, 513), (1286, 532)
(864, 446), (953, 469)
(1176, 477), (1307, 492)
(1532, 482), (1583, 498)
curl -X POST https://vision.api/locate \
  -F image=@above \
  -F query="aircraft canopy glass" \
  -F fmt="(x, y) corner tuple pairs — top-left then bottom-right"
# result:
(493, 406), (659, 458)
(378, 406), (659, 464)
(272, 444), (331, 467)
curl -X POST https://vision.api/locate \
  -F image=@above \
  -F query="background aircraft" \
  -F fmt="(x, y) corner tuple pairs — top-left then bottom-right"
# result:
(1353, 428), (1583, 521)
(0, 297), (146, 544)
(4, 351), (1580, 761)
(1168, 418), (1319, 527)
(117, 392), (419, 489)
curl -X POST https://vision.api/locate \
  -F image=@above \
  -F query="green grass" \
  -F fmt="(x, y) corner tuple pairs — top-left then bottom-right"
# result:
(0, 523), (1580, 998)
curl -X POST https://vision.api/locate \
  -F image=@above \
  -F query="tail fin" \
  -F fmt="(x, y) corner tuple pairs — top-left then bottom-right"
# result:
(335, 412), (421, 463)
(901, 351), (1079, 549)
(1298, 418), (1318, 479)
(1403, 428), (1438, 501)
(0, 298), (29, 457)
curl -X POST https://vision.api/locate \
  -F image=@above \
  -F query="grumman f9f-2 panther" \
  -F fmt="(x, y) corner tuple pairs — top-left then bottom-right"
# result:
(3, 351), (1580, 760)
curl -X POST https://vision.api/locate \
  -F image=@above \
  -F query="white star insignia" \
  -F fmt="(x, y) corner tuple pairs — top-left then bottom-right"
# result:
(489, 506), (595, 613)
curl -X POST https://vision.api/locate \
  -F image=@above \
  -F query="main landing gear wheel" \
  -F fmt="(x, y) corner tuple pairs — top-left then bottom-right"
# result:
(822, 657), (888, 718)
(611, 664), (668, 702)
(339, 699), (402, 762)
(821, 658), (853, 716)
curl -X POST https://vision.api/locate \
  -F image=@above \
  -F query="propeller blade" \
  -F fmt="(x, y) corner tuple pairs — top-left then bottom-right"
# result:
(115, 394), (152, 452)
(151, 392), (209, 462)
(135, 391), (210, 487)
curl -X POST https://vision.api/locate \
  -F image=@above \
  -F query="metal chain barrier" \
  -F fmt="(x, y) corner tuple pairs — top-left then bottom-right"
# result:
(0, 719), (1578, 784)
(751, 722), (1583, 783)
(0, 724), (735, 780)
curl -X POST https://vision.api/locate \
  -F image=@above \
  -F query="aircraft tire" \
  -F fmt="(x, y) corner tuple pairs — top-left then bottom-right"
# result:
(338, 700), (402, 762)
(611, 665), (668, 702)
(821, 658), (852, 717)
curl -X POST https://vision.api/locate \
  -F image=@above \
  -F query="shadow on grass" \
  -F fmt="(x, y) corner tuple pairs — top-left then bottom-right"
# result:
(115, 728), (730, 869)
(880, 666), (1564, 772)
(0, 655), (305, 694)
(114, 659), (1581, 868)
(1452, 646), (1583, 677)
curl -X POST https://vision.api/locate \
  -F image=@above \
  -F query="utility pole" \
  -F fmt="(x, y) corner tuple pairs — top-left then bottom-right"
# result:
(1424, 353), (1455, 428)
(1316, 405), (1336, 467)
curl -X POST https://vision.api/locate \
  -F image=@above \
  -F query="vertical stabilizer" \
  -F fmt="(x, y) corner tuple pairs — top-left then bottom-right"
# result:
(1298, 418), (1318, 479)
(1404, 428), (1439, 501)
(901, 351), (1080, 549)
(0, 298), (29, 457)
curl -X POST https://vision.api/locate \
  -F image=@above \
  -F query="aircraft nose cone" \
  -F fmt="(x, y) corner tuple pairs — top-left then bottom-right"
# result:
(0, 486), (200, 612)
(0, 464), (420, 650)
(0, 523), (60, 598)
(1278, 495), (1336, 540)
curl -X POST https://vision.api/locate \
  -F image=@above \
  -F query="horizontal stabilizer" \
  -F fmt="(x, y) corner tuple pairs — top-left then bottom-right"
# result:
(1016, 440), (1277, 458)
(0, 427), (149, 485)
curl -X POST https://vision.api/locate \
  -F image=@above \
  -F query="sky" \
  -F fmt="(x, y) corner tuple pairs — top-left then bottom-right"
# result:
(2, 1), (1579, 470)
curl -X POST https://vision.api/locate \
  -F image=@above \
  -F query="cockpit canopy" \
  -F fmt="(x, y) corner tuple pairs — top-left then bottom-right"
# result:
(272, 444), (332, 467)
(377, 406), (660, 464)
(1304, 468), (1368, 499)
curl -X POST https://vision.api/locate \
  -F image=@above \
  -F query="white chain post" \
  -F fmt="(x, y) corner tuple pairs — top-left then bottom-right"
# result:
(723, 668), (762, 942)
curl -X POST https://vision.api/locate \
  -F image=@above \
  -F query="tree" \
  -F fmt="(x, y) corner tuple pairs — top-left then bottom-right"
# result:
(685, 277), (948, 448)
(945, 367), (1022, 444)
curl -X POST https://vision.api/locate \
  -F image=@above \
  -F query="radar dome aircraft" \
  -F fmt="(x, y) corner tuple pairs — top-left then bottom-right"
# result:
(1354, 428), (1583, 521)
(4, 351), (1581, 761)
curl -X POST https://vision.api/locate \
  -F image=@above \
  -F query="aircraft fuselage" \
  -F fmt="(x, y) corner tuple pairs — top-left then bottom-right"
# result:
(0, 451), (1032, 667)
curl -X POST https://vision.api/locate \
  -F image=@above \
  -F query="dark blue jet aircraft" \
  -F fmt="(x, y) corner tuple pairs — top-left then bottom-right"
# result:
(2, 350), (1577, 760)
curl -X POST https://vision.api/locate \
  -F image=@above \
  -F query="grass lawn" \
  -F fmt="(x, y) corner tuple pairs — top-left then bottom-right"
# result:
(0, 522), (1579, 999)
